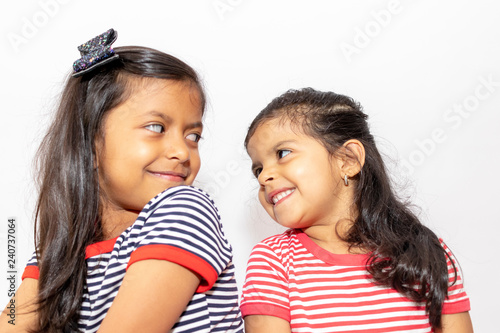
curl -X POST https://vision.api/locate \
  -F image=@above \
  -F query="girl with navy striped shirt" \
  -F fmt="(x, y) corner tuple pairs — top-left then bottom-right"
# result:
(0, 29), (243, 332)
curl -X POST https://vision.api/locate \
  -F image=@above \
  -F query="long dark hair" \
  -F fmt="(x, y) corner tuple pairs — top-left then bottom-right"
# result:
(33, 46), (205, 332)
(244, 87), (455, 329)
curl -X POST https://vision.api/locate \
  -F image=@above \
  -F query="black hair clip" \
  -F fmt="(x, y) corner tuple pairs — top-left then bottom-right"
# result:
(72, 28), (119, 78)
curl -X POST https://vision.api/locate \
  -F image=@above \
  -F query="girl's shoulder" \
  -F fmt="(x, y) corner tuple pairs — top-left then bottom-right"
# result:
(125, 185), (232, 261)
(123, 185), (224, 245)
(133, 185), (227, 239)
(154, 185), (215, 202)
(144, 185), (218, 215)
(438, 237), (461, 265)
(254, 228), (300, 250)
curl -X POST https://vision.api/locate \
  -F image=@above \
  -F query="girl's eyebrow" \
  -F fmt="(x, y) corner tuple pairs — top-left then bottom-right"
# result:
(250, 139), (296, 170)
(250, 161), (260, 172)
(187, 122), (204, 131)
(140, 110), (171, 122)
(143, 110), (203, 130)
(272, 140), (295, 151)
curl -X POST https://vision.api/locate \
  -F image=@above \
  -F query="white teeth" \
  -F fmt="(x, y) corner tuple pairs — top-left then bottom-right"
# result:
(272, 189), (294, 204)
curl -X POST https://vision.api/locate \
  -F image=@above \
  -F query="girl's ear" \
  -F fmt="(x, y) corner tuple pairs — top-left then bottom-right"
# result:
(337, 139), (365, 178)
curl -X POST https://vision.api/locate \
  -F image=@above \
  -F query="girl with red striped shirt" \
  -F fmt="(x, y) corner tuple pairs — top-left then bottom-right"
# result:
(241, 88), (472, 332)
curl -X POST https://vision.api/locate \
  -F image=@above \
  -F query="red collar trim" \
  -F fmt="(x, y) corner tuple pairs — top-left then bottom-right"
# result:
(85, 236), (119, 259)
(296, 230), (369, 266)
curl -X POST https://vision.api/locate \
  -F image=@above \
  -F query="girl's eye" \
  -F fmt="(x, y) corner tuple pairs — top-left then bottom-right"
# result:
(145, 124), (164, 133)
(186, 133), (202, 143)
(277, 149), (291, 159)
(253, 167), (262, 178)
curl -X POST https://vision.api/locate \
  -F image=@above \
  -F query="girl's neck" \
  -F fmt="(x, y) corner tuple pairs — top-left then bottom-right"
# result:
(301, 221), (366, 255)
(100, 204), (140, 240)
(301, 197), (364, 255)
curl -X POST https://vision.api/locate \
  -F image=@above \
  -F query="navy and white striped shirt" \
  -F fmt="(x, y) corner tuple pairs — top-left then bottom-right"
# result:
(23, 186), (244, 332)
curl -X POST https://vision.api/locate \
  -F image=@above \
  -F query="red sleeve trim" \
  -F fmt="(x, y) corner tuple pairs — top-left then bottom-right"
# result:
(442, 298), (471, 314)
(127, 244), (218, 293)
(22, 266), (39, 280)
(240, 302), (290, 322)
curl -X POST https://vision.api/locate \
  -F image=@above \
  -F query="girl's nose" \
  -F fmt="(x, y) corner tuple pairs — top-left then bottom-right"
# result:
(164, 134), (189, 162)
(258, 166), (275, 184)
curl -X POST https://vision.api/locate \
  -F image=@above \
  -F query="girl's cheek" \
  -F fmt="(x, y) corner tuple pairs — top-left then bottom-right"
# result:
(258, 191), (268, 208)
(293, 164), (308, 178)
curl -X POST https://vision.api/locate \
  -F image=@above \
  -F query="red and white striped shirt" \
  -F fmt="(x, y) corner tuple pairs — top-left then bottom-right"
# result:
(241, 229), (469, 332)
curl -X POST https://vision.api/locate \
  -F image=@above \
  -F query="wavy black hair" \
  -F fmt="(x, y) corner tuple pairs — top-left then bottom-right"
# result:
(244, 87), (456, 329)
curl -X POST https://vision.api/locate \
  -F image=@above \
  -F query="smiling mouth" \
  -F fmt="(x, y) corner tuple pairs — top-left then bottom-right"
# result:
(271, 189), (295, 205)
(149, 171), (187, 182)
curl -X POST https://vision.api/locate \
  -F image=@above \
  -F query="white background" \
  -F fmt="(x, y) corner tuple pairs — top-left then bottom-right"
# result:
(1, 0), (498, 331)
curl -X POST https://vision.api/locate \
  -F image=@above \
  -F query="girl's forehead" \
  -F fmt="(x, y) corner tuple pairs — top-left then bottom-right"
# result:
(118, 78), (202, 111)
(254, 117), (305, 137)
(125, 77), (188, 94)
(247, 118), (306, 152)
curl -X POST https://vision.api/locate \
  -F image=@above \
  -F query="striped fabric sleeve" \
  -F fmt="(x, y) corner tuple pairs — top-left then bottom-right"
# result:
(240, 241), (291, 322)
(440, 239), (471, 314)
(22, 251), (39, 280)
(128, 186), (233, 293)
